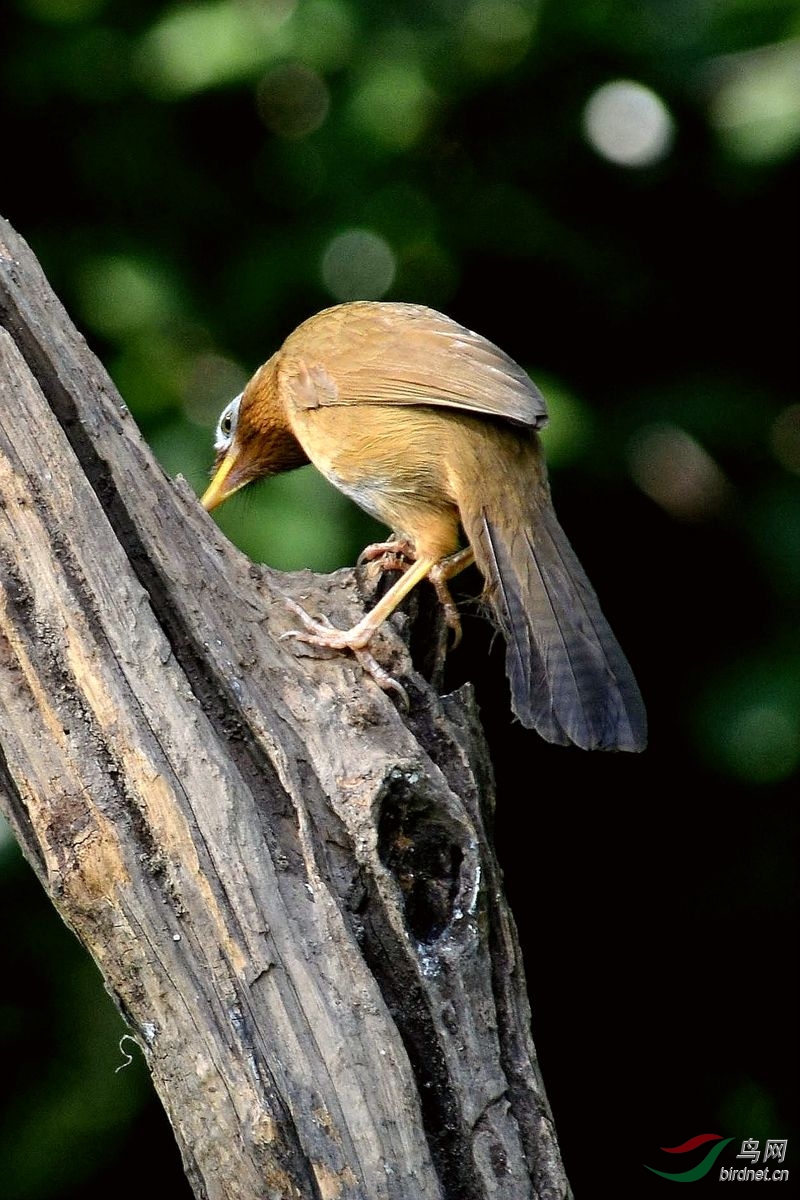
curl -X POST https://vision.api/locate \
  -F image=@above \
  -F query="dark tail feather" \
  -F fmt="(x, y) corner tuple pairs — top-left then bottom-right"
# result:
(474, 506), (647, 751)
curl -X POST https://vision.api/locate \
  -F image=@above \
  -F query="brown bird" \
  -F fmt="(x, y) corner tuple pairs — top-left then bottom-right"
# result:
(202, 301), (646, 751)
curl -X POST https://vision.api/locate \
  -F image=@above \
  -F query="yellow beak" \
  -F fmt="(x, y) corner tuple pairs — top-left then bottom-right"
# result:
(201, 450), (241, 511)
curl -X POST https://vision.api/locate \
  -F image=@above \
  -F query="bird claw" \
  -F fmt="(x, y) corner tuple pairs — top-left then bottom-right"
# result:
(357, 538), (415, 568)
(428, 566), (464, 649)
(281, 599), (340, 642)
(281, 599), (409, 708)
(352, 647), (409, 709)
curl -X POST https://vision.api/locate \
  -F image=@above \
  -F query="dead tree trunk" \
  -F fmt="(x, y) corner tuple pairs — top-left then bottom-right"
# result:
(0, 217), (571, 1200)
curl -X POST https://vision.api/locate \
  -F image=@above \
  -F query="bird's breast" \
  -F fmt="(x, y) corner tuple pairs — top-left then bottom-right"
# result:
(288, 403), (464, 557)
(290, 404), (452, 498)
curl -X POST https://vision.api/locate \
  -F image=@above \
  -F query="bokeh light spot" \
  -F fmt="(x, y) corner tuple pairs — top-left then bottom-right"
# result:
(697, 653), (800, 785)
(75, 256), (177, 338)
(256, 62), (330, 138)
(708, 40), (800, 165)
(137, 1), (295, 96)
(717, 701), (800, 785)
(583, 79), (675, 167)
(770, 404), (800, 474)
(320, 229), (396, 300)
(627, 422), (729, 520)
(350, 60), (434, 149)
(462, 1), (535, 73)
(290, 0), (355, 73)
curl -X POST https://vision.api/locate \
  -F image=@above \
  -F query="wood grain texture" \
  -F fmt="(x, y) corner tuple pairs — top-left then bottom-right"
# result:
(0, 218), (572, 1200)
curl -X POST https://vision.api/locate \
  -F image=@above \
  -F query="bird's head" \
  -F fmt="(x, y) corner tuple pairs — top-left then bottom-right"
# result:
(201, 356), (308, 511)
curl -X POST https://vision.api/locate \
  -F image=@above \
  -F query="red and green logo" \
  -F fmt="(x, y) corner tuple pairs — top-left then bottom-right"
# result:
(644, 1133), (734, 1180)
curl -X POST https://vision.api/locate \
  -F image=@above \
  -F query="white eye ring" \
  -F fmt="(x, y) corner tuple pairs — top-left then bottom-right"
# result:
(214, 394), (242, 453)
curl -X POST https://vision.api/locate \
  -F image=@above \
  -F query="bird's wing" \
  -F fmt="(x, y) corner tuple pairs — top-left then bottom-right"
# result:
(279, 302), (548, 430)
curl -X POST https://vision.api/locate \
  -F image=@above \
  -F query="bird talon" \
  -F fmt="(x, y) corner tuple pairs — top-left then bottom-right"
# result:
(282, 599), (338, 637)
(357, 538), (416, 567)
(443, 605), (463, 649)
(428, 558), (468, 648)
(353, 648), (409, 710)
(281, 597), (408, 707)
(362, 555), (410, 583)
(280, 625), (349, 649)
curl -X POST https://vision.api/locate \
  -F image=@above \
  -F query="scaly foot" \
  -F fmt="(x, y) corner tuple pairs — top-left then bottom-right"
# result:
(428, 546), (475, 648)
(281, 600), (409, 706)
(280, 549), (474, 704)
(357, 538), (416, 576)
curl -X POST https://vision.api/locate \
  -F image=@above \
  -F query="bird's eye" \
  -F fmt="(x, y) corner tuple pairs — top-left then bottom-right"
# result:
(214, 394), (241, 452)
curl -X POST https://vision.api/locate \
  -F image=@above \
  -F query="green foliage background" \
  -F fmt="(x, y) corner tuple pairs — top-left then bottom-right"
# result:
(0, 0), (797, 1194)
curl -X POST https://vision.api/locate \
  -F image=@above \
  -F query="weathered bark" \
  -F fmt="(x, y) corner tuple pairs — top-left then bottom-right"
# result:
(0, 217), (572, 1200)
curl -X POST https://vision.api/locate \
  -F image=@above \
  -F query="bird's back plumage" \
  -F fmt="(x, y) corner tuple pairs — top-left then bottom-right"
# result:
(280, 302), (548, 430)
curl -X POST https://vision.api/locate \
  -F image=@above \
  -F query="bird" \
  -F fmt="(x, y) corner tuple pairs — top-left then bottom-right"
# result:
(202, 301), (647, 752)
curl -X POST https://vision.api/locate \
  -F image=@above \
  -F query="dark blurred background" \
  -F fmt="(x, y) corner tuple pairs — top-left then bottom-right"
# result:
(1, 0), (797, 1194)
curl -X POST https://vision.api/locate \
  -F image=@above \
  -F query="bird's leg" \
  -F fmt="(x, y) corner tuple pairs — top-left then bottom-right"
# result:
(282, 598), (410, 705)
(283, 556), (438, 700)
(360, 542), (474, 644)
(356, 539), (474, 638)
(282, 545), (478, 698)
(281, 556), (439, 701)
(428, 546), (475, 647)
(283, 555), (437, 651)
